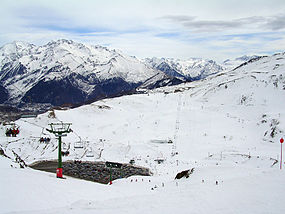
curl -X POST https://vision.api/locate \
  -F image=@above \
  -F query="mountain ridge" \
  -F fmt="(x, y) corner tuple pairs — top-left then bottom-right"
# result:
(0, 39), (175, 110)
(143, 57), (224, 81)
(0, 39), (273, 113)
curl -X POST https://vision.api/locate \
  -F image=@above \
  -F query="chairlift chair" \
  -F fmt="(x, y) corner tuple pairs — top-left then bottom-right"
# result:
(62, 142), (67, 150)
(86, 153), (94, 158)
(61, 150), (70, 156)
(39, 128), (51, 143)
(4, 122), (16, 127)
(74, 141), (84, 149)
(39, 137), (51, 143)
(86, 148), (94, 157)
(5, 123), (20, 137)
(3, 122), (15, 126)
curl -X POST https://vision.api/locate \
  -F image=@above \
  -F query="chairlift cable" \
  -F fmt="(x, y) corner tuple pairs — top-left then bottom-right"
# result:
(172, 93), (183, 155)
(19, 118), (46, 129)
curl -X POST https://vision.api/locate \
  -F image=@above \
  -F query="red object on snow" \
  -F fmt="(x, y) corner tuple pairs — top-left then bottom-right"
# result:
(281, 138), (284, 170)
(56, 168), (63, 178)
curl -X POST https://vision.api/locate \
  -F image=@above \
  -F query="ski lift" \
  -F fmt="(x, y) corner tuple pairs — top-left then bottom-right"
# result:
(74, 141), (84, 149)
(46, 122), (72, 137)
(62, 142), (68, 150)
(39, 137), (51, 143)
(61, 150), (70, 156)
(3, 122), (16, 127)
(86, 148), (94, 157)
(4, 123), (20, 137)
(154, 158), (165, 164)
(39, 128), (51, 143)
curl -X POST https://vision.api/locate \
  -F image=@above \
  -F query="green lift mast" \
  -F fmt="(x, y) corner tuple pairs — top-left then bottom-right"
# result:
(46, 122), (72, 178)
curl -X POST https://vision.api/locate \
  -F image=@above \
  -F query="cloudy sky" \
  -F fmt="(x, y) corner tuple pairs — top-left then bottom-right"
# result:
(1, 0), (285, 61)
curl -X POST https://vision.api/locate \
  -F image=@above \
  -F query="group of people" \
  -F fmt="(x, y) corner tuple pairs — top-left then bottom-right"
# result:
(61, 151), (70, 156)
(5, 128), (19, 137)
(39, 137), (51, 143)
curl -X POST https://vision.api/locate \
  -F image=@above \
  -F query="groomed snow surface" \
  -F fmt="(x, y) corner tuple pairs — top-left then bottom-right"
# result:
(1, 53), (285, 213)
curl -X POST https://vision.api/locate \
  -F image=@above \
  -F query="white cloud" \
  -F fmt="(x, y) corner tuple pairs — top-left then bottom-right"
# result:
(0, 0), (285, 61)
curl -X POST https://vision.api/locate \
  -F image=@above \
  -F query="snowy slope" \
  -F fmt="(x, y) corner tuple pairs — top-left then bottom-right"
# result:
(1, 52), (285, 213)
(1, 154), (285, 214)
(144, 57), (224, 80)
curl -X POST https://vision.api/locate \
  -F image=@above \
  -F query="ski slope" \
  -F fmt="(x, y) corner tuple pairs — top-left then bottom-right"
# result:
(1, 52), (285, 213)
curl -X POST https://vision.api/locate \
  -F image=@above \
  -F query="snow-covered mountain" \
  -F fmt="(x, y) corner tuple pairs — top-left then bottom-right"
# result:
(1, 49), (285, 213)
(0, 40), (181, 109)
(1, 51), (285, 213)
(223, 55), (262, 70)
(1, 51), (284, 163)
(143, 57), (224, 81)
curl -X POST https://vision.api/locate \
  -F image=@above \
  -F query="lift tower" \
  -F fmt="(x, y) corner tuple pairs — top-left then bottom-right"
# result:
(46, 122), (72, 178)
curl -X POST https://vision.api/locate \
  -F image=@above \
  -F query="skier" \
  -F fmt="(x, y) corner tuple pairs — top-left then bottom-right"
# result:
(5, 128), (10, 137)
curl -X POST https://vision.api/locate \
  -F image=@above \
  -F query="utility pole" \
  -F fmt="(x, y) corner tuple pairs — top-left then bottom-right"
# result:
(46, 122), (72, 178)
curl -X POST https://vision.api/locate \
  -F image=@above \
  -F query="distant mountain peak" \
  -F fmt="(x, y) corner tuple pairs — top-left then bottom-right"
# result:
(143, 57), (224, 81)
(235, 55), (260, 61)
(223, 54), (265, 70)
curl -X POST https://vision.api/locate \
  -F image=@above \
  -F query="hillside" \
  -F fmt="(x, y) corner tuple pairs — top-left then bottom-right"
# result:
(0, 52), (285, 213)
